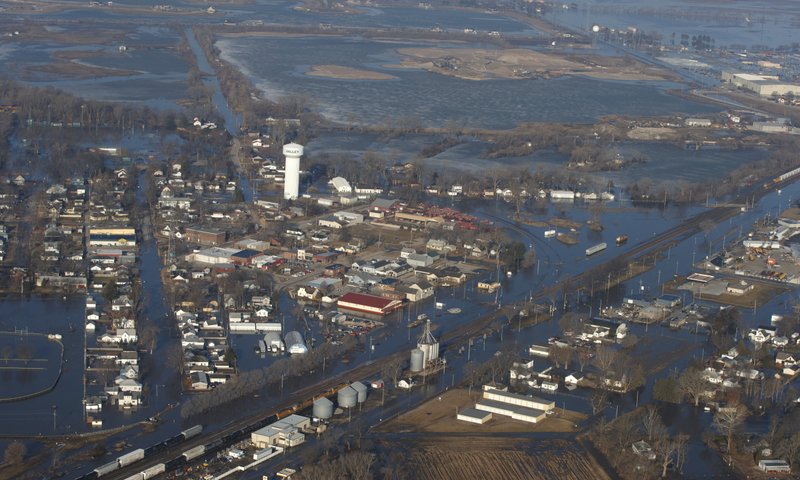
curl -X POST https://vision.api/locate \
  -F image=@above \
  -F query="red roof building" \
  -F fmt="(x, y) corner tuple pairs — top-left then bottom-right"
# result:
(338, 292), (404, 316)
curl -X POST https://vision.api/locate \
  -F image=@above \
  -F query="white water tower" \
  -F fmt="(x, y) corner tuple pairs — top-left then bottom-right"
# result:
(283, 142), (304, 200)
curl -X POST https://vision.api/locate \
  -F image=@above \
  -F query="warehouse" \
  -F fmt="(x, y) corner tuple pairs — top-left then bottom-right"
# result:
(457, 408), (493, 424)
(187, 247), (240, 265)
(184, 227), (227, 246)
(482, 389), (555, 411)
(475, 399), (548, 424)
(337, 292), (404, 316)
(251, 415), (310, 448)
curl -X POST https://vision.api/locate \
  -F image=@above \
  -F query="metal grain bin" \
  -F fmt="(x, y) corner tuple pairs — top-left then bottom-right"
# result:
(351, 381), (368, 403)
(313, 397), (334, 419)
(410, 348), (424, 372)
(337, 385), (358, 408)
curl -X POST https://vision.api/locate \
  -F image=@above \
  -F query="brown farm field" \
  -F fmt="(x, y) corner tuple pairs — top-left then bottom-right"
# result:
(378, 436), (612, 480)
(372, 389), (605, 480)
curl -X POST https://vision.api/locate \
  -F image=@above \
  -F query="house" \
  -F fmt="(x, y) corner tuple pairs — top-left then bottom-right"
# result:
(191, 372), (210, 390)
(540, 381), (558, 391)
(776, 352), (797, 366)
(564, 372), (585, 385)
(749, 326), (777, 344)
(509, 360), (535, 381)
(404, 281), (434, 302)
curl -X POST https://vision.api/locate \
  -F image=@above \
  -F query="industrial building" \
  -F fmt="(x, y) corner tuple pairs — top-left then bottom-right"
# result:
(184, 227), (227, 246)
(251, 414), (310, 448)
(283, 143), (304, 200)
(337, 292), (404, 316)
(721, 72), (800, 97)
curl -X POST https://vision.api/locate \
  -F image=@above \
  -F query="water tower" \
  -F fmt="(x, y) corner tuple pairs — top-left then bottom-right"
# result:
(283, 142), (304, 200)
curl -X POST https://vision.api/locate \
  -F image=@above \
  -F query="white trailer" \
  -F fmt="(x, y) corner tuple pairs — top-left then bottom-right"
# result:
(586, 243), (607, 256)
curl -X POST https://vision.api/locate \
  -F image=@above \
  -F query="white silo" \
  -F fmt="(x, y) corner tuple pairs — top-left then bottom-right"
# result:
(417, 320), (439, 366)
(283, 142), (304, 200)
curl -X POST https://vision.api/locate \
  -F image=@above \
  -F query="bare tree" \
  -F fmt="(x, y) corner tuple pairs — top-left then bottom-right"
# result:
(549, 345), (573, 369)
(713, 403), (748, 454)
(340, 451), (375, 480)
(382, 358), (405, 389)
(642, 404), (663, 442)
(678, 368), (708, 407)
(593, 345), (618, 376)
(590, 389), (609, 415)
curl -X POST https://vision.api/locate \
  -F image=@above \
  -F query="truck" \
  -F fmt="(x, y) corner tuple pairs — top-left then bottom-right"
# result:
(586, 243), (607, 256)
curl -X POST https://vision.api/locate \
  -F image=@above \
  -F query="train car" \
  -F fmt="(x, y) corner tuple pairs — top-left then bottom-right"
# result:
(117, 448), (145, 467)
(141, 463), (166, 479)
(123, 474), (144, 480)
(164, 456), (186, 470)
(181, 425), (203, 440)
(182, 445), (206, 461)
(75, 473), (99, 480)
(93, 460), (120, 477)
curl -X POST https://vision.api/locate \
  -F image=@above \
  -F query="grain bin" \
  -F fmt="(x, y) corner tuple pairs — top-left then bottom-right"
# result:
(410, 348), (424, 372)
(337, 385), (358, 408)
(351, 381), (368, 403)
(313, 397), (334, 419)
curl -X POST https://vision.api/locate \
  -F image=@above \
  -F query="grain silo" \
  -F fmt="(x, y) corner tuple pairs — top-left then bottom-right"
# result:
(410, 348), (424, 373)
(417, 320), (439, 366)
(351, 381), (368, 403)
(337, 385), (357, 408)
(313, 397), (334, 419)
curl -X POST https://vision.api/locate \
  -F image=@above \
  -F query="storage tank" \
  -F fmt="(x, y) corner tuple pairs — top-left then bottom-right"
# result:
(313, 397), (334, 419)
(410, 348), (424, 372)
(351, 381), (368, 403)
(337, 385), (357, 408)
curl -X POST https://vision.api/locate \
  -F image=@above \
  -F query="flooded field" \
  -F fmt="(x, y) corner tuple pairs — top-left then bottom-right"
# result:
(219, 34), (718, 128)
(0, 23), (189, 106)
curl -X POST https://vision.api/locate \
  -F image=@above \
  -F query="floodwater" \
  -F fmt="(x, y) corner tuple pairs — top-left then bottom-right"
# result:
(553, 1), (800, 49)
(218, 34), (718, 129)
(0, 25), (189, 107)
(308, 131), (771, 185)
